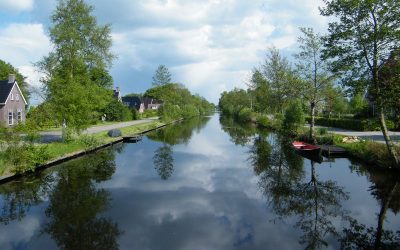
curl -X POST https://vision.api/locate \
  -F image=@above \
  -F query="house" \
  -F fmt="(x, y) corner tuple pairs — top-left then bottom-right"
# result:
(113, 87), (122, 102)
(0, 74), (27, 126)
(121, 95), (162, 114)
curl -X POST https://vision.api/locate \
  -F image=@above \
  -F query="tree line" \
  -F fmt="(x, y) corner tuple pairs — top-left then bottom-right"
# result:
(219, 0), (400, 166)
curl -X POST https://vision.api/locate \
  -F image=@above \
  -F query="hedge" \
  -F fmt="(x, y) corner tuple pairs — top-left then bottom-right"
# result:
(306, 116), (396, 131)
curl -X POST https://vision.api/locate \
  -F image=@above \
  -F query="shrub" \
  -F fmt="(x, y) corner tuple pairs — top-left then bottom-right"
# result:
(79, 134), (101, 151)
(103, 99), (133, 121)
(237, 108), (253, 122)
(256, 114), (271, 128)
(283, 100), (305, 135)
(306, 117), (396, 131)
(317, 127), (328, 135)
(181, 105), (199, 119)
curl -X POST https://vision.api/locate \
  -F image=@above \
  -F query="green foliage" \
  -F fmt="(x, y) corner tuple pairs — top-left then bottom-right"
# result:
(152, 65), (172, 86)
(36, 0), (114, 132)
(218, 88), (251, 116)
(256, 114), (272, 128)
(79, 134), (101, 151)
(262, 47), (300, 113)
(0, 59), (29, 104)
(349, 93), (368, 116)
(141, 109), (158, 118)
(145, 83), (213, 121)
(307, 117), (396, 131)
(283, 100), (305, 135)
(2, 133), (50, 174)
(103, 99), (132, 121)
(237, 108), (254, 122)
(249, 69), (271, 113)
(317, 127), (328, 135)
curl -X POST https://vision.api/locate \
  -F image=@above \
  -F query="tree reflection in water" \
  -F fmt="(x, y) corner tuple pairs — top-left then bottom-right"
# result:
(153, 144), (174, 180)
(249, 133), (349, 249)
(0, 173), (54, 225)
(149, 116), (211, 180)
(220, 116), (257, 146)
(340, 165), (400, 249)
(43, 149), (121, 250)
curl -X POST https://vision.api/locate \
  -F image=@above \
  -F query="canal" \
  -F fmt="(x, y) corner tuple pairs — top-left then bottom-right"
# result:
(0, 114), (399, 249)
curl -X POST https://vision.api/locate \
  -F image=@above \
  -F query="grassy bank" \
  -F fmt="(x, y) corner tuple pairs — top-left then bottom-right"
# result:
(0, 120), (165, 176)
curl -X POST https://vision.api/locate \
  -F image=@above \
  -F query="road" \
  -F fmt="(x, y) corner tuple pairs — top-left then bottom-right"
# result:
(39, 118), (158, 142)
(314, 125), (400, 144)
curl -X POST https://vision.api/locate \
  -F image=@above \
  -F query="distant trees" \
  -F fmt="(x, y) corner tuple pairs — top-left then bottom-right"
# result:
(152, 65), (172, 86)
(321, 0), (400, 166)
(145, 83), (214, 121)
(37, 0), (114, 133)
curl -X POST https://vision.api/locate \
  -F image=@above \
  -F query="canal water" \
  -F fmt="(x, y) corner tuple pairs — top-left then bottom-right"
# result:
(0, 114), (399, 249)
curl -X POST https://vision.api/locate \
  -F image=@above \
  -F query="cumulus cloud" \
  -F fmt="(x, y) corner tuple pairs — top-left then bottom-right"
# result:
(0, 0), (33, 12)
(0, 23), (51, 96)
(0, 0), (329, 103)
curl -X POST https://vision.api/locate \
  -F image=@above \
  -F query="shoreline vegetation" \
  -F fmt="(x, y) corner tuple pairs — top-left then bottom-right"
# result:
(224, 111), (400, 171)
(0, 118), (177, 184)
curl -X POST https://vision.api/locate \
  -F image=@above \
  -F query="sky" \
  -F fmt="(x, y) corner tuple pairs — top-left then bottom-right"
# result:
(0, 0), (329, 105)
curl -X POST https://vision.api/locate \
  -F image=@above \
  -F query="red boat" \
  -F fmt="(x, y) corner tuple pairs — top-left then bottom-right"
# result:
(291, 141), (322, 163)
(291, 141), (320, 151)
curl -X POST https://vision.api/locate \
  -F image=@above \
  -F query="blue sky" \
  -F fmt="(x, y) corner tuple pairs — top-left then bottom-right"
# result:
(0, 0), (328, 105)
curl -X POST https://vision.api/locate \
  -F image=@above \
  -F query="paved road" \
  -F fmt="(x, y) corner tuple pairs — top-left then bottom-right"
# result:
(313, 125), (400, 144)
(39, 118), (158, 142)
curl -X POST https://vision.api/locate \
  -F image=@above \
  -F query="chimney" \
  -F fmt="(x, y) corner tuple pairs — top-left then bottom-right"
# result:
(8, 74), (16, 83)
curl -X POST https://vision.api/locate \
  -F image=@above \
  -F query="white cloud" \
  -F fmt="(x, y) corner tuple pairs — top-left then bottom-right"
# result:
(0, 23), (51, 94)
(0, 0), (33, 11)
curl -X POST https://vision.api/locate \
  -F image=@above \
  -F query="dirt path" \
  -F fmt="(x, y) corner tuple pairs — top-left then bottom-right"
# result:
(39, 118), (158, 142)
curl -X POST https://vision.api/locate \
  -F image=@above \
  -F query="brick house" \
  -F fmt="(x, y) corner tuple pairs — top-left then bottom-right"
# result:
(0, 74), (27, 126)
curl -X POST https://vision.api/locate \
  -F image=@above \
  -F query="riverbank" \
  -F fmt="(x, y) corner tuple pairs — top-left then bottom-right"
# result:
(0, 119), (182, 184)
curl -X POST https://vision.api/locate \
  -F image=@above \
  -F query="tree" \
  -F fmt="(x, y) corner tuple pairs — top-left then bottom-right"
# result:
(248, 68), (271, 113)
(262, 47), (299, 114)
(320, 0), (400, 166)
(103, 99), (132, 121)
(37, 0), (115, 133)
(282, 100), (305, 135)
(152, 65), (172, 86)
(0, 59), (29, 104)
(295, 27), (335, 141)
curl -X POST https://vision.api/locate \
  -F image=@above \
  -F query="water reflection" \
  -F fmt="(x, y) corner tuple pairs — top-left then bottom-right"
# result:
(148, 116), (211, 180)
(43, 149), (121, 250)
(153, 144), (174, 180)
(0, 174), (54, 225)
(340, 165), (400, 249)
(247, 130), (350, 248)
(220, 116), (257, 146)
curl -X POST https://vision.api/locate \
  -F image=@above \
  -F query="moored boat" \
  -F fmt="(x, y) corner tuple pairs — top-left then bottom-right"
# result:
(291, 141), (323, 163)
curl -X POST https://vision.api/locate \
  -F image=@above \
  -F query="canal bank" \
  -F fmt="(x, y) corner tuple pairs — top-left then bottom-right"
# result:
(0, 118), (183, 184)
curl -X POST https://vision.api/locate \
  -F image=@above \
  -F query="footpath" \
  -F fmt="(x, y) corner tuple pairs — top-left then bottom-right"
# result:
(39, 118), (158, 142)
(314, 125), (400, 144)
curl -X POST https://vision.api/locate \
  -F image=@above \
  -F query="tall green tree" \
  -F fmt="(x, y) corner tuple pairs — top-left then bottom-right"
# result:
(0, 59), (29, 103)
(262, 47), (299, 114)
(320, 0), (400, 166)
(37, 0), (114, 132)
(248, 68), (271, 113)
(295, 27), (335, 141)
(152, 65), (172, 86)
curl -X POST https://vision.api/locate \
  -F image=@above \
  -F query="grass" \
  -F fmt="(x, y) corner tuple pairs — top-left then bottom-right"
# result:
(0, 120), (166, 176)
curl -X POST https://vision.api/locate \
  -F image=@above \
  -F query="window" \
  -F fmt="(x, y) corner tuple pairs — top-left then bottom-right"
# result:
(16, 94), (19, 101)
(10, 93), (14, 101)
(8, 111), (13, 125)
(17, 110), (22, 123)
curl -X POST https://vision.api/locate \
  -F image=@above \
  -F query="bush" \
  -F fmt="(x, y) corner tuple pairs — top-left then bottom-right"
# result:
(79, 134), (101, 151)
(256, 114), (272, 128)
(306, 117), (396, 131)
(237, 108), (253, 122)
(181, 105), (199, 119)
(158, 103), (182, 122)
(283, 100), (305, 135)
(104, 99), (133, 121)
